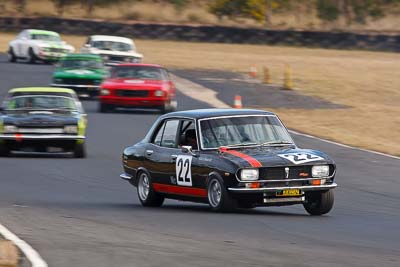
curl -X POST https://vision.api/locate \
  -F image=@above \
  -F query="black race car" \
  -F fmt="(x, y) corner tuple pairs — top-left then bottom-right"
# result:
(0, 88), (87, 157)
(120, 109), (337, 215)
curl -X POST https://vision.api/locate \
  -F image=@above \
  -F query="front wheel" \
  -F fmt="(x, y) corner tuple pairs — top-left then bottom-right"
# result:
(27, 48), (36, 64)
(207, 176), (236, 212)
(99, 103), (113, 113)
(73, 142), (86, 158)
(160, 99), (177, 114)
(137, 172), (164, 207)
(8, 47), (16, 62)
(0, 143), (10, 157)
(303, 190), (334, 216)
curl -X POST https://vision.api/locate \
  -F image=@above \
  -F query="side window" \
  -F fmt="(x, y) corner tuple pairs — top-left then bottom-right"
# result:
(179, 119), (198, 150)
(152, 122), (165, 146)
(161, 120), (179, 148)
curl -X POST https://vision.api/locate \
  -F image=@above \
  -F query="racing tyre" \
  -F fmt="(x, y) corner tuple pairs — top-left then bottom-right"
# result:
(27, 48), (36, 64)
(73, 143), (86, 158)
(303, 190), (334, 216)
(207, 176), (236, 212)
(137, 171), (164, 207)
(0, 143), (10, 157)
(8, 48), (16, 63)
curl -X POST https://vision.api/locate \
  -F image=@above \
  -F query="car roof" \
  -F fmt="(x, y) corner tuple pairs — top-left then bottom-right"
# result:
(62, 53), (102, 60)
(9, 87), (76, 94)
(90, 35), (133, 43)
(115, 63), (163, 68)
(163, 108), (276, 119)
(27, 29), (59, 36)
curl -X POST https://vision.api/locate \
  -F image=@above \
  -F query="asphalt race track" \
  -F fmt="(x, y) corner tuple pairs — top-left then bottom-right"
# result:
(0, 54), (399, 267)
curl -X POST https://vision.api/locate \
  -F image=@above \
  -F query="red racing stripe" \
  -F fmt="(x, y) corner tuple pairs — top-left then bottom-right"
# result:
(220, 148), (262, 167)
(153, 183), (207, 197)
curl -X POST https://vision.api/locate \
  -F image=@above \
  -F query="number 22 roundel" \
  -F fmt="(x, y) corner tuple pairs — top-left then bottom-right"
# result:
(176, 155), (192, 186)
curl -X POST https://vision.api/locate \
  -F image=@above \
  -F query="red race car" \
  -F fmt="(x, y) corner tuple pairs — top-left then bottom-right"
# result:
(99, 64), (177, 113)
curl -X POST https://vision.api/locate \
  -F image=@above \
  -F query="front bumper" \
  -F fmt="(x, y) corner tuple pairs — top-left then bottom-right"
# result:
(228, 183), (337, 193)
(0, 134), (85, 140)
(100, 96), (168, 108)
(36, 52), (67, 60)
(51, 84), (100, 94)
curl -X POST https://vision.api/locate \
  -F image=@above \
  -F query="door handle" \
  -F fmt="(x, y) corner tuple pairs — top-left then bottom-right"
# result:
(145, 150), (154, 156)
(171, 154), (178, 161)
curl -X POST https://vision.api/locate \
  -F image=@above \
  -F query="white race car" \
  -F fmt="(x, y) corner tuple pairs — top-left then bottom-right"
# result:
(8, 29), (75, 64)
(80, 35), (143, 65)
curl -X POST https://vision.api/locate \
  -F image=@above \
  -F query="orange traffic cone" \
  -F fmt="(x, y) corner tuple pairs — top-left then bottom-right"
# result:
(234, 95), (243, 109)
(249, 65), (257, 78)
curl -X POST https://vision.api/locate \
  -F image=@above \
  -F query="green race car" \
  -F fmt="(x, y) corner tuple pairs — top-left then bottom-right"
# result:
(51, 54), (107, 98)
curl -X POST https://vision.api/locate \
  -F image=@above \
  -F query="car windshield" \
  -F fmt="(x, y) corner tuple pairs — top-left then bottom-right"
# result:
(7, 95), (77, 111)
(200, 115), (294, 149)
(31, 34), (61, 42)
(92, 41), (132, 52)
(111, 66), (166, 80)
(60, 59), (103, 69)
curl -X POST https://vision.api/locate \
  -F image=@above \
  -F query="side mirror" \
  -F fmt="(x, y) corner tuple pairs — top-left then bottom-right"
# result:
(181, 146), (192, 153)
(181, 146), (199, 157)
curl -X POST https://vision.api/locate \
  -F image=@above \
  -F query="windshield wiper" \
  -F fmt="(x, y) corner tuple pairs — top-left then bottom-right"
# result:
(261, 141), (294, 146)
(220, 142), (258, 148)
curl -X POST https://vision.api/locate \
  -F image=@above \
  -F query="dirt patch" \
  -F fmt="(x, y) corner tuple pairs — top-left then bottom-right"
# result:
(173, 69), (346, 109)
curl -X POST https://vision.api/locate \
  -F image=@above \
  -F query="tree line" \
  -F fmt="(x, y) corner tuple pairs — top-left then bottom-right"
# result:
(210, 0), (400, 25)
(13, 0), (400, 25)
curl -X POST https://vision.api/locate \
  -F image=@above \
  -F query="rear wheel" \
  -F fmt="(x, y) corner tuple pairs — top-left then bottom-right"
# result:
(73, 143), (86, 158)
(207, 176), (236, 212)
(8, 47), (16, 62)
(137, 172), (164, 207)
(303, 190), (334, 216)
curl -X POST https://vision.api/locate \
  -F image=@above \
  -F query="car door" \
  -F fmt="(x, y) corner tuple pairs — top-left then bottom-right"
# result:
(175, 119), (209, 194)
(144, 119), (180, 186)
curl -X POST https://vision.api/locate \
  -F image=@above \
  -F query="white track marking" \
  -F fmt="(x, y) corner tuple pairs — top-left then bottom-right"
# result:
(173, 74), (400, 161)
(0, 223), (48, 267)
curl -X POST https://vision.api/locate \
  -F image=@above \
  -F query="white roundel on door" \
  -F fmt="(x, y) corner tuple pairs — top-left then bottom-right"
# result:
(176, 155), (192, 186)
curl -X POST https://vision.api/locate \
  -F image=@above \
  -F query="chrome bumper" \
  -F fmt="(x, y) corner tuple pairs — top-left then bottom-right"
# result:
(228, 183), (337, 193)
(51, 84), (99, 89)
(0, 134), (85, 140)
(120, 173), (133, 181)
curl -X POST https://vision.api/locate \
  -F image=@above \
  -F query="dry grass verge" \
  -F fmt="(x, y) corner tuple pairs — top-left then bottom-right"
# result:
(0, 240), (18, 267)
(0, 32), (399, 156)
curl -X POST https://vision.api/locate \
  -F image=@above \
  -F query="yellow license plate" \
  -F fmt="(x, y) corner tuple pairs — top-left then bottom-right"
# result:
(276, 189), (302, 197)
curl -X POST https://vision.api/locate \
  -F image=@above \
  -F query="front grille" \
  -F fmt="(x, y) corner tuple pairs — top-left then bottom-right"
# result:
(17, 128), (64, 134)
(116, 90), (149, 97)
(259, 166), (312, 180)
(61, 78), (94, 85)
(49, 48), (65, 53)
(16, 121), (64, 127)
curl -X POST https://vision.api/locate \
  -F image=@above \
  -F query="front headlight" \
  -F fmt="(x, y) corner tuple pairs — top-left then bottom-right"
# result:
(312, 165), (329, 177)
(100, 89), (110, 96)
(4, 125), (18, 133)
(102, 55), (109, 61)
(53, 78), (63, 83)
(93, 80), (102, 85)
(240, 169), (259, 181)
(64, 125), (78, 134)
(40, 47), (49, 52)
(154, 90), (164, 97)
